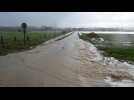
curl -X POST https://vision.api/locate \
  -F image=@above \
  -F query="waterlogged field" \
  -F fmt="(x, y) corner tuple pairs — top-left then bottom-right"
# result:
(79, 33), (134, 63)
(0, 31), (66, 55)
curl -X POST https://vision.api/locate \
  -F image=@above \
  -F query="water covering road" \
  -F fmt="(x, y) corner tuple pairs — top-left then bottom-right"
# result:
(0, 32), (134, 87)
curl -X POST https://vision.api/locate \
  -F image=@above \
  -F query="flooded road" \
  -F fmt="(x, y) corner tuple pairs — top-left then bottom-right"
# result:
(0, 32), (134, 87)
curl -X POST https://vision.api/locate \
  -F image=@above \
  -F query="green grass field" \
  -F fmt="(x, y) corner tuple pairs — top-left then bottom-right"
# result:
(99, 47), (134, 62)
(79, 33), (134, 63)
(0, 31), (66, 55)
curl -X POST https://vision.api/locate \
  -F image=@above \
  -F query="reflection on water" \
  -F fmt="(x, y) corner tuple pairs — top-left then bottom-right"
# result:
(98, 34), (134, 47)
(80, 31), (134, 48)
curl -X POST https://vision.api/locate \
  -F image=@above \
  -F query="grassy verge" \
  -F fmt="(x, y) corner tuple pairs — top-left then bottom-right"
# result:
(0, 31), (67, 55)
(79, 33), (134, 63)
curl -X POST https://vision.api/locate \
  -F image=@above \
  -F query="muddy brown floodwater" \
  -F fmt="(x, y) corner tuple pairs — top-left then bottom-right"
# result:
(0, 32), (134, 87)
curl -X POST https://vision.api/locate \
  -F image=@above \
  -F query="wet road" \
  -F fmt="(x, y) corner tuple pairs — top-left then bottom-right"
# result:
(0, 32), (134, 87)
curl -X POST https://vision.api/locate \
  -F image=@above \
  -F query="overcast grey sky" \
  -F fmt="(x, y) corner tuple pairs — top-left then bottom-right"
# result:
(1, 12), (134, 28)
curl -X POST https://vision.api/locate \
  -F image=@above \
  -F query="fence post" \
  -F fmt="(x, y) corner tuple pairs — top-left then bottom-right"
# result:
(27, 36), (30, 41)
(0, 35), (4, 48)
(14, 36), (17, 41)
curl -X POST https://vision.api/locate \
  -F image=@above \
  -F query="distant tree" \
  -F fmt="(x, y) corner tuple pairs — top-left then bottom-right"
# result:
(21, 23), (27, 46)
(62, 30), (66, 34)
